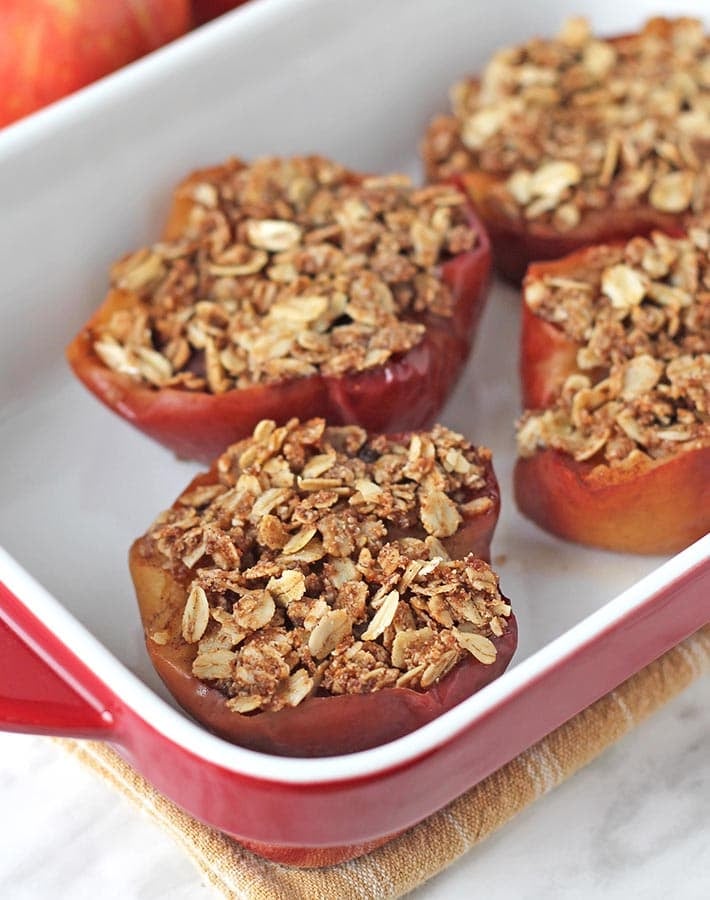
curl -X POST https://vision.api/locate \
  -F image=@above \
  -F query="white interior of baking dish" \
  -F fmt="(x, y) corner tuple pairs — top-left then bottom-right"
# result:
(0, 0), (707, 782)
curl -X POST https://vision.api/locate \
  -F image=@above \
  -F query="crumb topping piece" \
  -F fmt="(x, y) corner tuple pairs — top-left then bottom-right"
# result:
(518, 229), (709, 465)
(94, 156), (478, 392)
(423, 17), (709, 230)
(143, 418), (507, 713)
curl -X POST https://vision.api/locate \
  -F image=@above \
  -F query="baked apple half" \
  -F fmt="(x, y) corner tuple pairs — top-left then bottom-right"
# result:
(130, 418), (517, 756)
(68, 155), (491, 463)
(515, 227), (709, 554)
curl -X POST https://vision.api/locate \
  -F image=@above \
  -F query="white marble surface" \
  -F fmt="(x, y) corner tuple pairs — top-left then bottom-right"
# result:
(0, 673), (707, 900)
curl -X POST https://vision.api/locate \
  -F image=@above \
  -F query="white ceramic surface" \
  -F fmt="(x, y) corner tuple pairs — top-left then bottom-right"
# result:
(0, 0), (708, 784)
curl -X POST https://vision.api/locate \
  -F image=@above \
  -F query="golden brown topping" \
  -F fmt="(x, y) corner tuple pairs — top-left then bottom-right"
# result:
(518, 229), (709, 466)
(95, 156), (478, 391)
(423, 17), (709, 230)
(524, 230), (709, 363)
(143, 419), (506, 712)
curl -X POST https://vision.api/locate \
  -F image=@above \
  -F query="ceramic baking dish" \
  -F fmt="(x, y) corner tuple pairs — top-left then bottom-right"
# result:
(1, 0), (708, 866)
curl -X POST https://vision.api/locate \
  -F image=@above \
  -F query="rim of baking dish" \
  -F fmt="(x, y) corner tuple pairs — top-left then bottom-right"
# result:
(1, 535), (707, 783)
(1, 0), (708, 782)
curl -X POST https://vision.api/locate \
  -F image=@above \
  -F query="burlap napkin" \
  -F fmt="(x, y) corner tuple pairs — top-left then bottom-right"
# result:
(59, 625), (709, 899)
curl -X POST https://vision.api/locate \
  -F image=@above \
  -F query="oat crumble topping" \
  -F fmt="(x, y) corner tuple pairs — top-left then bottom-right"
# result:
(517, 229), (709, 465)
(93, 156), (478, 392)
(141, 418), (508, 713)
(423, 17), (710, 230)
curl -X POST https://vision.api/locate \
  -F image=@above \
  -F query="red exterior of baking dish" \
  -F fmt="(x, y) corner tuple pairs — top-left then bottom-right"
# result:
(1, 550), (708, 867)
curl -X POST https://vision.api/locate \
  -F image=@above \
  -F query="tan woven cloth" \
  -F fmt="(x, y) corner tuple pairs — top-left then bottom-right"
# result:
(59, 625), (709, 900)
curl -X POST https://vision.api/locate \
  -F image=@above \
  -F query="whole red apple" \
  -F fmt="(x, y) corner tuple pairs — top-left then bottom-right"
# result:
(0, 0), (191, 128)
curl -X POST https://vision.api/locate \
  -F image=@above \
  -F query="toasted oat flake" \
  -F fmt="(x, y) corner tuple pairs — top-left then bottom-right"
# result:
(193, 649), (236, 680)
(529, 161), (581, 199)
(361, 590), (399, 641)
(141, 419), (508, 713)
(283, 527), (318, 555)
(94, 156), (478, 391)
(308, 608), (352, 659)
(649, 171), (695, 213)
(453, 629), (498, 665)
(423, 18), (710, 231)
(419, 489), (462, 538)
(391, 628), (434, 669)
(246, 219), (303, 252)
(421, 650), (459, 688)
(226, 695), (262, 713)
(601, 265), (647, 310)
(182, 584), (210, 643)
(280, 669), (314, 707)
(267, 569), (306, 606)
(233, 591), (275, 631)
(620, 355), (663, 399)
(94, 339), (139, 377)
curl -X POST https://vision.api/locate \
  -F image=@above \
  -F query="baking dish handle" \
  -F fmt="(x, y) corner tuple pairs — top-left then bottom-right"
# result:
(0, 580), (117, 738)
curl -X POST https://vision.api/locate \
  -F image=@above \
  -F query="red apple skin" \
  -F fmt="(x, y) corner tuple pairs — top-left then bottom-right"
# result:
(519, 300), (580, 412)
(0, 0), (191, 128)
(192, 0), (247, 25)
(514, 447), (710, 556)
(519, 247), (619, 410)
